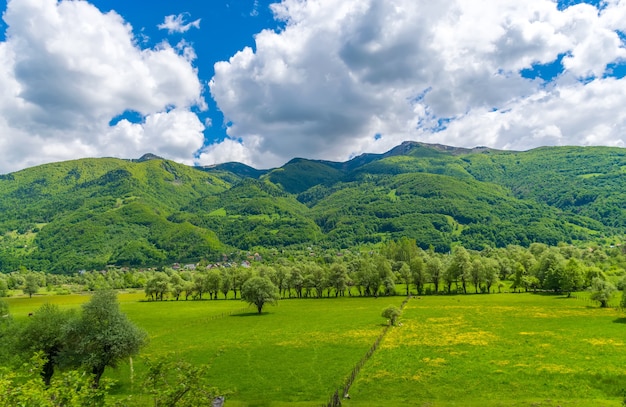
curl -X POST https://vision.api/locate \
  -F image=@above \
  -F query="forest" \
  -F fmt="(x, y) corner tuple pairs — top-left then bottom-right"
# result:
(0, 142), (625, 274)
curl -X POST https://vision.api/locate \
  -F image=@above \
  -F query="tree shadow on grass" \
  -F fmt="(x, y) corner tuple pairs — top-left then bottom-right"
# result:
(230, 312), (270, 317)
(530, 292), (574, 299)
(613, 317), (626, 324)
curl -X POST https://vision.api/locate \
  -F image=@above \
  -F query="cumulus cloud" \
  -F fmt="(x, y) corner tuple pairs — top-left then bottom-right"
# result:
(0, 0), (205, 173)
(158, 13), (201, 34)
(204, 0), (626, 169)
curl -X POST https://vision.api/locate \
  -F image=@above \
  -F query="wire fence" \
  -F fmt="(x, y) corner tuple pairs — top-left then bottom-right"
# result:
(322, 295), (413, 407)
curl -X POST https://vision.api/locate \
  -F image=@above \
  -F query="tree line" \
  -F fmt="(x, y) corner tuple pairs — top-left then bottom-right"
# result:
(3, 239), (624, 306)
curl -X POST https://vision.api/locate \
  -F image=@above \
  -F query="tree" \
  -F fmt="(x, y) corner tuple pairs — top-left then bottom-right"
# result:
(0, 353), (112, 407)
(169, 273), (185, 301)
(481, 257), (500, 293)
(206, 269), (222, 300)
(219, 267), (232, 299)
(18, 303), (75, 386)
(0, 278), (7, 297)
(241, 276), (279, 314)
(381, 305), (402, 326)
(426, 256), (443, 294)
(23, 273), (39, 298)
(448, 246), (471, 294)
(589, 278), (616, 308)
(536, 249), (565, 291)
(0, 300), (15, 366)
(145, 272), (170, 301)
(0, 299), (8, 320)
(397, 262), (412, 296)
(289, 266), (304, 298)
(470, 258), (483, 294)
(561, 258), (585, 297)
(410, 255), (427, 295)
(328, 263), (348, 297)
(142, 357), (218, 407)
(65, 291), (147, 387)
(192, 273), (209, 300)
(620, 289), (626, 310)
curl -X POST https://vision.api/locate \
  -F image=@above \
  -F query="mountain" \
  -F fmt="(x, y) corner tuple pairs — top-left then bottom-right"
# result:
(0, 143), (625, 273)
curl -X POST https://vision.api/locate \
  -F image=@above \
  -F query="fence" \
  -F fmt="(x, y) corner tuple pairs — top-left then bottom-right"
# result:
(322, 295), (413, 407)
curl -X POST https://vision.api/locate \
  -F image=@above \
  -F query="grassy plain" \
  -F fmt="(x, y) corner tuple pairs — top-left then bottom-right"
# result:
(4, 291), (625, 406)
(346, 294), (626, 407)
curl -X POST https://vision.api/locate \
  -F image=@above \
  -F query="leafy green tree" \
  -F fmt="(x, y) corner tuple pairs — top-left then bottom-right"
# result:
(481, 257), (500, 293)
(145, 272), (170, 301)
(241, 276), (279, 314)
(522, 275), (541, 293)
(206, 269), (222, 300)
(0, 353), (112, 407)
(219, 267), (232, 299)
(328, 263), (348, 297)
(410, 255), (427, 295)
(470, 258), (483, 294)
(18, 304), (75, 386)
(274, 265), (291, 298)
(142, 357), (218, 407)
(289, 266), (304, 298)
(0, 300), (15, 365)
(561, 258), (586, 297)
(0, 278), (7, 297)
(449, 246), (472, 294)
(426, 256), (443, 294)
(65, 291), (147, 387)
(536, 249), (565, 291)
(0, 299), (8, 320)
(169, 273), (185, 301)
(589, 278), (616, 308)
(23, 273), (40, 298)
(620, 289), (626, 310)
(381, 305), (402, 326)
(183, 280), (195, 301)
(192, 273), (209, 300)
(584, 266), (605, 288)
(375, 255), (393, 297)
(397, 262), (411, 296)
(233, 267), (253, 299)
(305, 262), (328, 298)
(510, 261), (526, 293)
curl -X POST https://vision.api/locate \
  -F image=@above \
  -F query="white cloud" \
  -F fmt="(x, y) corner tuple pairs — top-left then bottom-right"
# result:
(0, 0), (206, 173)
(206, 0), (626, 169)
(250, 0), (260, 17)
(158, 13), (201, 34)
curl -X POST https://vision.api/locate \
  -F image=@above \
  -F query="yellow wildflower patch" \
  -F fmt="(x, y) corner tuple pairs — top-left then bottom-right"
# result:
(584, 338), (624, 346)
(422, 357), (446, 366)
(382, 316), (497, 348)
(536, 364), (577, 374)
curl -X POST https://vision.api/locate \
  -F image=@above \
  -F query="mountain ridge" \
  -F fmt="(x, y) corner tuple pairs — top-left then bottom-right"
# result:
(0, 141), (625, 273)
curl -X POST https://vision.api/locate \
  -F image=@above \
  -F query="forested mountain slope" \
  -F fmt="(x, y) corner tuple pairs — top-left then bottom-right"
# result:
(0, 142), (624, 273)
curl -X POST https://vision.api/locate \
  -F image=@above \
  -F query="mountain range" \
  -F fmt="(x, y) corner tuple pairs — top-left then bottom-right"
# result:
(1, 141), (624, 273)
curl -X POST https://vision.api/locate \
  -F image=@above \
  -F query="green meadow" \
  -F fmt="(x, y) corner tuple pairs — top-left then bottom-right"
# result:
(4, 292), (625, 406)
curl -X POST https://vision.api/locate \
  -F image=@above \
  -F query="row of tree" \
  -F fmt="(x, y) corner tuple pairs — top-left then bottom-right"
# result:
(2, 240), (625, 304)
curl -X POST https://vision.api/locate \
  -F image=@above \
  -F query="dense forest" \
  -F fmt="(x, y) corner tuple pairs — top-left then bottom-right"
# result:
(0, 142), (625, 274)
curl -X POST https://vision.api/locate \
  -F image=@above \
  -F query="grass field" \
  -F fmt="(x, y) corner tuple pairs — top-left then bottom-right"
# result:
(346, 294), (626, 407)
(4, 291), (625, 406)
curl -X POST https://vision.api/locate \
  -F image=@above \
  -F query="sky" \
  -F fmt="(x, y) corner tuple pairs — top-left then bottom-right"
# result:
(0, 0), (625, 173)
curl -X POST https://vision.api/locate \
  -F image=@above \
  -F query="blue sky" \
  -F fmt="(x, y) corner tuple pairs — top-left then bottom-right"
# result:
(87, 0), (283, 147)
(0, 0), (625, 173)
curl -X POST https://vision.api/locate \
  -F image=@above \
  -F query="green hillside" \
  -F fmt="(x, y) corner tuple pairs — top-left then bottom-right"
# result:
(0, 143), (625, 273)
(0, 158), (229, 272)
